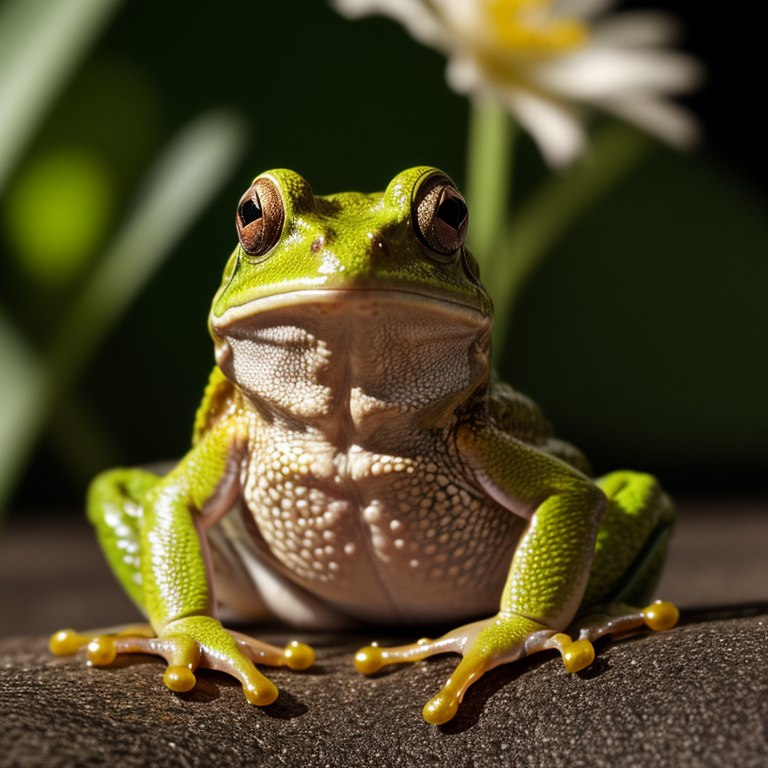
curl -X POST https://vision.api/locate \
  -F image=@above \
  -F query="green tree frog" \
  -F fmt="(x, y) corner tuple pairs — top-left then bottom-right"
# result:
(51, 167), (678, 725)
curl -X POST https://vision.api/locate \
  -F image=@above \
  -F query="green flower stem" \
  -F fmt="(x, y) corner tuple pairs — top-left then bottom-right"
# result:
(491, 122), (653, 358)
(465, 98), (516, 284)
(46, 112), (246, 391)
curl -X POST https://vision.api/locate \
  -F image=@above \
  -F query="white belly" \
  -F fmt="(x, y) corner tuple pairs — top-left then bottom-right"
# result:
(209, 432), (525, 628)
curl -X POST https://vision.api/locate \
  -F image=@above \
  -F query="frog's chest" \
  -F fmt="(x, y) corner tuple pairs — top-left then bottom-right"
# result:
(235, 426), (526, 624)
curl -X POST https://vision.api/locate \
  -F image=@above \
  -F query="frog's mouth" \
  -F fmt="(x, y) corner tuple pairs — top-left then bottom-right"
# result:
(211, 287), (491, 332)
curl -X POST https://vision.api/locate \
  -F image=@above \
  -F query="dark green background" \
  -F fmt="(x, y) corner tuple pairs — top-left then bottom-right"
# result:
(2, 0), (766, 515)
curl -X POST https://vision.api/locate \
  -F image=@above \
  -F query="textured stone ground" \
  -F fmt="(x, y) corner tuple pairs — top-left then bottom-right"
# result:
(1, 501), (767, 767)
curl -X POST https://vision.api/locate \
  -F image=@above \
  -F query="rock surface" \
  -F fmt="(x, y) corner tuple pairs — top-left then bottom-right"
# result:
(1, 609), (767, 768)
(1, 505), (767, 767)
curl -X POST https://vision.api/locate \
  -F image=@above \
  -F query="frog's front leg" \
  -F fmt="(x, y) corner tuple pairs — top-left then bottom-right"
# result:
(354, 425), (677, 724)
(50, 422), (314, 705)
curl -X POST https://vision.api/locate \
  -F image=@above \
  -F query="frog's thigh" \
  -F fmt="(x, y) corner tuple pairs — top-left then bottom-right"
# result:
(581, 470), (675, 609)
(50, 469), (160, 662)
(87, 467), (161, 608)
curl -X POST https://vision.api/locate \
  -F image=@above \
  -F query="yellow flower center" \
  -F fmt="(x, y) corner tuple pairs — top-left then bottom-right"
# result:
(486, 0), (587, 55)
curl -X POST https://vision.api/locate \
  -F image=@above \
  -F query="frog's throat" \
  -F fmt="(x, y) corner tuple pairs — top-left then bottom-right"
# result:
(209, 288), (492, 439)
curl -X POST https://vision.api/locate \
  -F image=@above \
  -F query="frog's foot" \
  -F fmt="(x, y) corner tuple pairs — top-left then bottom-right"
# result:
(50, 617), (315, 706)
(569, 599), (679, 642)
(354, 600), (678, 725)
(355, 614), (581, 725)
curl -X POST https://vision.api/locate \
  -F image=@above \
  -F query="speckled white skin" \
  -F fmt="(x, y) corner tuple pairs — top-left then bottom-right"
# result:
(207, 291), (528, 627)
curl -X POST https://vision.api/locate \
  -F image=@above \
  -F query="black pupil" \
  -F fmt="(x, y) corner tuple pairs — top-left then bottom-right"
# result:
(239, 196), (262, 226)
(436, 196), (466, 230)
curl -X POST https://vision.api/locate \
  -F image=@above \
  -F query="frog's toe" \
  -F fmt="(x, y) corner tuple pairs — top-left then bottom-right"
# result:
(420, 649), (492, 725)
(49, 624), (155, 659)
(544, 633), (596, 673)
(642, 600), (679, 631)
(422, 689), (461, 726)
(211, 651), (278, 706)
(49, 628), (90, 656)
(571, 599), (680, 643)
(163, 664), (197, 692)
(281, 640), (316, 670)
(354, 625), (474, 677)
(230, 630), (316, 671)
(353, 644), (386, 675)
(86, 635), (119, 666)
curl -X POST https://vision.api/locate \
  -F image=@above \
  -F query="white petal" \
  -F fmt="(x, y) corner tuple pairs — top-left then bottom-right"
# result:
(551, 0), (617, 21)
(500, 89), (587, 167)
(592, 12), (682, 47)
(331, 0), (422, 19)
(600, 96), (700, 148)
(445, 55), (485, 95)
(430, 0), (483, 33)
(330, 0), (449, 49)
(532, 47), (703, 99)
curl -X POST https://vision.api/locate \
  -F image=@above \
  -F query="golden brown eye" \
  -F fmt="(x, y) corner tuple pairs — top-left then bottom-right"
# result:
(412, 174), (468, 258)
(236, 177), (284, 257)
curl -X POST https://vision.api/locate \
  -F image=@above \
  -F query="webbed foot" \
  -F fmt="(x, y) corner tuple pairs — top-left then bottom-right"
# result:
(50, 618), (314, 706)
(354, 599), (679, 725)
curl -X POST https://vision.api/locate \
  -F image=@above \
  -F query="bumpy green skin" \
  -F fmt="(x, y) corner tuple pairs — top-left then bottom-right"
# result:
(80, 167), (675, 720)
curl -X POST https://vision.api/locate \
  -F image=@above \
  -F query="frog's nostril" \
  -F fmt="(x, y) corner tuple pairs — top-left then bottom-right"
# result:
(310, 236), (325, 253)
(367, 231), (389, 256)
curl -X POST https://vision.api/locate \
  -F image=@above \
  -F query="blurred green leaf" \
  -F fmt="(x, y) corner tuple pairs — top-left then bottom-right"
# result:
(0, 310), (44, 511)
(0, 112), (248, 515)
(0, 0), (123, 189)
(47, 111), (249, 383)
(5, 148), (114, 284)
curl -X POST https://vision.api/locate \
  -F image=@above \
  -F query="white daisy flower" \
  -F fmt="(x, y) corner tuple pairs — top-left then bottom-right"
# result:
(332, 0), (702, 166)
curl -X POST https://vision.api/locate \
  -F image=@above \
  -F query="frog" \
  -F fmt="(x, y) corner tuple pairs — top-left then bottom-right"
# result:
(50, 167), (679, 725)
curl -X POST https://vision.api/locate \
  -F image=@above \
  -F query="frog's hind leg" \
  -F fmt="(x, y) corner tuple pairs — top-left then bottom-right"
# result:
(87, 467), (163, 608)
(49, 468), (161, 661)
(570, 470), (679, 643)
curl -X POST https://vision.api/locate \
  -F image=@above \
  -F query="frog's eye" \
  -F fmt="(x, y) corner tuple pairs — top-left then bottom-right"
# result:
(236, 178), (284, 257)
(412, 174), (468, 259)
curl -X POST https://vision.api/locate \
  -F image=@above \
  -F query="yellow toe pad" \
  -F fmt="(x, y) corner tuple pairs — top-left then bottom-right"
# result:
(643, 601), (679, 632)
(354, 645), (385, 676)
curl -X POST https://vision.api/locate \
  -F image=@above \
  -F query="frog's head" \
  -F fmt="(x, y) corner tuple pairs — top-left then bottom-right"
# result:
(210, 168), (493, 429)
